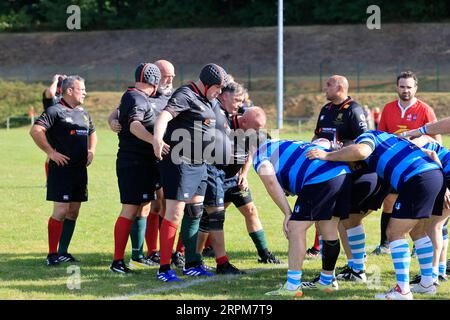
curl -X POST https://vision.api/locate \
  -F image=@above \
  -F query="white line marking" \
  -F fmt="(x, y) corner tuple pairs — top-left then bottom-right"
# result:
(108, 265), (287, 300)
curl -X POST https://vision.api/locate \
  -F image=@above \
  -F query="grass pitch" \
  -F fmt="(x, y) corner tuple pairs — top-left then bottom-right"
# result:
(0, 128), (448, 300)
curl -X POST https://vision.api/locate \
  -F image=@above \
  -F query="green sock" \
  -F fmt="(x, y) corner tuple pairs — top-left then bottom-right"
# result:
(249, 229), (268, 254)
(180, 215), (202, 265)
(130, 217), (146, 260)
(58, 219), (76, 255)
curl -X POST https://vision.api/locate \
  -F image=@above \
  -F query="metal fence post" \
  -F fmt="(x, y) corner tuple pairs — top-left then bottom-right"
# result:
(6, 117), (10, 130)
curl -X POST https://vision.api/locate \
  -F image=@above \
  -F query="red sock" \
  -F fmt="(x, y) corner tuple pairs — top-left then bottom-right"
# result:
(313, 230), (320, 251)
(48, 217), (63, 255)
(176, 233), (185, 254)
(216, 255), (228, 265)
(205, 235), (212, 248)
(159, 218), (178, 265)
(45, 161), (49, 178)
(113, 216), (133, 261)
(145, 213), (159, 255)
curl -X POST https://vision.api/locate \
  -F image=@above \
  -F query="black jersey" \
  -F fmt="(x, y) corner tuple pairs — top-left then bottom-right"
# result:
(314, 97), (367, 145)
(164, 83), (216, 164)
(42, 91), (61, 110)
(117, 87), (156, 161)
(221, 115), (250, 178)
(149, 92), (170, 117)
(208, 100), (232, 165)
(34, 98), (95, 167)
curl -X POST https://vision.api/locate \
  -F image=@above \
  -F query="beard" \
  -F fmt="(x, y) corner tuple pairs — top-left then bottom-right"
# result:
(157, 85), (173, 96)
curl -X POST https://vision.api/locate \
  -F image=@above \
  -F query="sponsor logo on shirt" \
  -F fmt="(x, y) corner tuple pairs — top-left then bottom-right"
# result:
(63, 195), (69, 201)
(65, 117), (74, 123)
(70, 130), (89, 136)
(294, 205), (300, 213)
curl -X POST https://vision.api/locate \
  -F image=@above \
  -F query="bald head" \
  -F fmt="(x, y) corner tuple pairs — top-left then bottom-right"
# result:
(324, 75), (349, 103)
(241, 106), (266, 131)
(154, 59), (175, 95)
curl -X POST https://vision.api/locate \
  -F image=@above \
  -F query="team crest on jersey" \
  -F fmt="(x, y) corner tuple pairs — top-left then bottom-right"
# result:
(143, 194), (148, 200)
(395, 202), (401, 210)
(65, 117), (73, 123)
(407, 114), (412, 121)
(294, 205), (300, 213)
(320, 115), (325, 121)
(412, 114), (417, 121)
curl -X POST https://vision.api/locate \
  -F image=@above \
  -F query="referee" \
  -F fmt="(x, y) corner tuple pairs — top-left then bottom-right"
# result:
(307, 75), (368, 263)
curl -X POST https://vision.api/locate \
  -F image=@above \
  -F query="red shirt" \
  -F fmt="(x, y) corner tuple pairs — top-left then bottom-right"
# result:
(378, 98), (437, 134)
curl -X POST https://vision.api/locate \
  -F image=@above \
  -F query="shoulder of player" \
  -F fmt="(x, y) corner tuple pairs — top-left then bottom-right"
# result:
(415, 99), (433, 110)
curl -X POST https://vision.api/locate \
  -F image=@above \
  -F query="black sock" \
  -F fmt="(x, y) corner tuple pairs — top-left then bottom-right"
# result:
(322, 239), (340, 272)
(380, 212), (391, 247)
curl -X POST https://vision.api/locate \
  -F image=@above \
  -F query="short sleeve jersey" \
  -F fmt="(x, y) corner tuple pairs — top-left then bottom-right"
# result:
(149, 92), (170, 117)
(117, 87), (156, 160)
(378, 99), (437, 134)
(355, 130), (440, 191)
(34, 98), (95, 167)
(253, 139), (350, 195)
(314, 97), (368, 144)
(422, 141), (450, 180)
(163, 83), (216, 164)
(207, 100), (232, 166)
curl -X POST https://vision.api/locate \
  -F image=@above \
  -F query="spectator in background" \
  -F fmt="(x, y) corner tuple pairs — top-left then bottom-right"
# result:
(363, 105), (374, 130)
(372, 107), (381, 130)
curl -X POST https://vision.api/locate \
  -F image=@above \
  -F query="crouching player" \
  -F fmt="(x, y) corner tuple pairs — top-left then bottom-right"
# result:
(307, 130), (445, 300)
(254, 138), (352, 297)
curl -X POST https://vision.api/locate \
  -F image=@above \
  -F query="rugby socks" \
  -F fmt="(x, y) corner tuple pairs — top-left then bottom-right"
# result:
(159, 218), (178, 270)
(319, 272), (334, 286)
(389, 239), (411, 293)
(347, 259), (354, 269)
(176, 233), (185, 254)
(113, 216), (133, 261)
(319, 235), (323, 255)
(180, 215), (202, 265)
(58, 218), (76, 255)
(216, 255), (228, 266)
(313, 230), (320, 251)
(380, 212), (390, 247)
(130, 217), (146, 260)
(439, 262), (447, 276)
(322, 239), (340, 279)
(249, 229), (269, 258)
(286, 270), (302, 290)
(347, 225), (366, 272)
(145, 213), (159, 255)
(414, 236), (434, 287)
(48, 217), (63, 255)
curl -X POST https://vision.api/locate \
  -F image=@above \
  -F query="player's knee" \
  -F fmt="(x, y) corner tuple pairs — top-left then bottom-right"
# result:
(199, 210), (209, 233)
(208, 210), (225, 231)
(322, 239), (340, 271)
(184, 202), (203, 219)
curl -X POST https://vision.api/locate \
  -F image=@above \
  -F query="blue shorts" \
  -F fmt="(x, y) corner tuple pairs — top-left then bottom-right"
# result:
(291, 174), (352, 221)
(204, 165), (226, 207)
(223, 175), (253, 208)
(393, 169), (445, 219)
(116, 158), (158, 205)
(159, 158), (208, 201)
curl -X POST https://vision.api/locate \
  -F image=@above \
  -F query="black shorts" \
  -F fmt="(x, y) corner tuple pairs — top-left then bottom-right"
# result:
(47, 162), (87, 202)
(393, 169), (446, 219)
(204, 165), (226, 207)
(291, 174), (352, 221)
(116, 158), (159, 205)
(223, 175), (253, 208)
(350, 172), (391, 214)
(159, 158), (208, 201)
